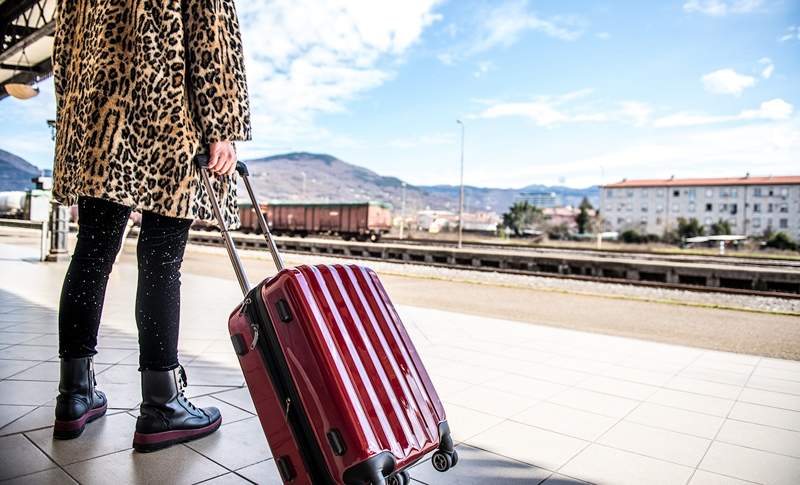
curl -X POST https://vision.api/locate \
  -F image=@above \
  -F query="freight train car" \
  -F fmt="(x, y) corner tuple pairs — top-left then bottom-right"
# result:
(239, 201), (392, 242)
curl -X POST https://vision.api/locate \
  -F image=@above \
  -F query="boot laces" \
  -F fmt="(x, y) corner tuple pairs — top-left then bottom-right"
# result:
(177, 365), (198, 412)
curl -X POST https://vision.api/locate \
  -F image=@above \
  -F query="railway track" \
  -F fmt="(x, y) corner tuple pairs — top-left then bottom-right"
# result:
(3, 219), (796, 299)
(381, 236), (800, 269)
(184, 231), (800, 300)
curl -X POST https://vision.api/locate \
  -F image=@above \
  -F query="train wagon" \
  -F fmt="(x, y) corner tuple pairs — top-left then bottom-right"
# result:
(239, 201), (392, 242)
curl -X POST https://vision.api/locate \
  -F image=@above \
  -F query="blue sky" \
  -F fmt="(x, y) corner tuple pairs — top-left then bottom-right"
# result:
(1, 0), (798, 188)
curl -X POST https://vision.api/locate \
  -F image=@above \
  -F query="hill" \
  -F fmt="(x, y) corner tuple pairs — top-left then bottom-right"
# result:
(0, 148), (599, 212)
(241, 152), (599, 213)
(0, 148), (40, 191)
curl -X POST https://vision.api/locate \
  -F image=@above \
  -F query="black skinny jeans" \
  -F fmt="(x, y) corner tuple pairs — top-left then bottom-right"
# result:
(58, 197), (193, 371)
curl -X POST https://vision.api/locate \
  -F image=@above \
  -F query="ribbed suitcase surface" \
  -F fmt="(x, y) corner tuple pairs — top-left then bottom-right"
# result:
(230, 264), (451, 484)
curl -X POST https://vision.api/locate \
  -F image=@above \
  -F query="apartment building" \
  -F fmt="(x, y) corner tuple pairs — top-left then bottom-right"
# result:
(600, 175), (800, 238)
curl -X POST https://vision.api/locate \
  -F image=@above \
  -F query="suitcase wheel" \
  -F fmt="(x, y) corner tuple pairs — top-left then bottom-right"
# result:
(431, 449), (458, 473)
(387, 470), (410, 485)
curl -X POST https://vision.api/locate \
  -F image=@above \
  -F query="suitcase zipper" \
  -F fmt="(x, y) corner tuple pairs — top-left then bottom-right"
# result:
(239, 298), (261, 351)
(238, 297), (252, 315)
(249, 324), (259, 351)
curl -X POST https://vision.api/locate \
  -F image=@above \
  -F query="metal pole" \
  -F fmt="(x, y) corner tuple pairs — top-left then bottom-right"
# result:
(45, 202), (70, 262)
(40, 220), (48, 262)
(199, 169), (251, 295)
(241, 173), (286, 271)
(456, 120), (465, 249)
(399, 182), (406, 240)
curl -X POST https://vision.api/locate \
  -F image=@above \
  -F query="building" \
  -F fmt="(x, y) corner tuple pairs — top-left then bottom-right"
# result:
(600, 175), (800, 238)
(543, 206), (597, 233)
(517, 191), (559, 208)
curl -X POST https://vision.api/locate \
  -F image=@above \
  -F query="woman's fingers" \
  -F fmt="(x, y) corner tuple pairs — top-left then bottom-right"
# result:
(228, 144), (238, 175)
(207, 141), (236, 175)
(205, 143), (236, 176)
(208, 144), (222, 171)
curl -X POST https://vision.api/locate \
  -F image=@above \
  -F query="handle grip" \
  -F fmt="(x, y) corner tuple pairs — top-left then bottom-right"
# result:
(194, 154), (249, 176)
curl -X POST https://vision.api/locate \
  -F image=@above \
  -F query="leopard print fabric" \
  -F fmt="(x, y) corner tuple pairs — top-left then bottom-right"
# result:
(52, 0), (251, 228)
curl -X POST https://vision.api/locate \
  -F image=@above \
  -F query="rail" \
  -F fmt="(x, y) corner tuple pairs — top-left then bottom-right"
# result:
(184, 230), (800, 299)
(3, 219), (797, 299)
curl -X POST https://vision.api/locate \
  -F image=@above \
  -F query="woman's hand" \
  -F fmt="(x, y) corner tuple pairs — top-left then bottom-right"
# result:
(207, 141), (237, 176)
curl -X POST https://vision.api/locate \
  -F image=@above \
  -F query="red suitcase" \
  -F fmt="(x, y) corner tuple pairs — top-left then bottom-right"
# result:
(197, 157), (457, 485)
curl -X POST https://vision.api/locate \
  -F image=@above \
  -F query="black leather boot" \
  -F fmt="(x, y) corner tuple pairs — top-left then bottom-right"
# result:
(133, 366), (221, 452)
(54, 356), (108, 439)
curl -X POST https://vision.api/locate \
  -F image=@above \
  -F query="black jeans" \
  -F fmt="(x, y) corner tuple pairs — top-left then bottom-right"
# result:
(58, 197), (193, 371)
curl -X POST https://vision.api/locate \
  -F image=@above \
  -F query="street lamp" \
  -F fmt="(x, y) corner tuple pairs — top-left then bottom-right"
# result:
(399, 182), (407, 239)
(456, 120), (465, 249)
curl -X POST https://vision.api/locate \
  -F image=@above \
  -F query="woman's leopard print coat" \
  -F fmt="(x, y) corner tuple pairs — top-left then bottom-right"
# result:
(52, 0), (251, 228)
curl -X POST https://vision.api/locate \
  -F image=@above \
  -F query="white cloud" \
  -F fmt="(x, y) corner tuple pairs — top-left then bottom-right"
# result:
(508, 120), (800, 188)
(479, 100), (570, 125)
(701, 68), (756, 96)
(683, 0), (764, 16)
(759, 57), (774, 79)
(596, 32), (611, 40)
(654, 98), (793, 127)
(234, 0), (442, 155)
(779, 25), (800, 42)
(437, 53), (456, 66)
(474, 0), (582, 52)
(475, 90), (652, 127)
(388, 133), (456, 149)
(620, 101), (653, 127)
(0, 78), (57, 168)
(473, 61), (495, 78)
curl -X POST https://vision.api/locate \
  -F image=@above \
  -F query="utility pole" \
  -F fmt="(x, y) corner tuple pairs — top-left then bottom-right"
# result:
(300, 171), (307, 199)
(456, 119), (465, 249)
(399, 182), (406, 239)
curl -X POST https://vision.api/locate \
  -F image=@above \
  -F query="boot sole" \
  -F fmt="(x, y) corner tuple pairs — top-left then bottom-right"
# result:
(53, 402), (108, 440)
(132, 416), (222, 453)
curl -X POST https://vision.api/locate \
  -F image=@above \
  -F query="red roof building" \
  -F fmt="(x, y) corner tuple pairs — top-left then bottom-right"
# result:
(600, 175), (800, 237)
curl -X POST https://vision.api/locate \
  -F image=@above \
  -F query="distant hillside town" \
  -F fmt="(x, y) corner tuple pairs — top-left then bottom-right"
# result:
(2, 147), (798, 249)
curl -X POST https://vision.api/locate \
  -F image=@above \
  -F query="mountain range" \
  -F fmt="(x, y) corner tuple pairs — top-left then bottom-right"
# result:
(242, 152), (599, 213)
(0, 149), (599, 213)
(0, 148), (41, 191)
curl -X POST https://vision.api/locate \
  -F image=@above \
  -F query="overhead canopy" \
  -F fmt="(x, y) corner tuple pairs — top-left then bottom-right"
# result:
(0, 0), (55, 101)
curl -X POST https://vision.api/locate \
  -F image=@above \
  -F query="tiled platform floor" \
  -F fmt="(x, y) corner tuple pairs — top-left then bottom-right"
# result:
(1, 241), (799, 485)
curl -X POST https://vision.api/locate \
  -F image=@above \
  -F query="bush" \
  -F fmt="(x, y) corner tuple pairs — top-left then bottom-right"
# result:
(710, 219), (732, 236)
(677, 217), (704, 239)
(764, 232), (798, 251)
(621, 229), (645, 244)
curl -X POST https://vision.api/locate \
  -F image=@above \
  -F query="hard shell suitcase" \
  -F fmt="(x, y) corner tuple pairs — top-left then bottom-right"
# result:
(196, 157), (456, 485)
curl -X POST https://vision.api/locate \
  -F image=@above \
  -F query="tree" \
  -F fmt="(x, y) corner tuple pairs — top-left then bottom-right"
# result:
(501, 201), (544, 237)
(575, 197), (593, 234)
(764, 232), (798, 251)
(621, 229), (644, 244)
(677, 217), (704, 239)
(710, 219), (732, 236)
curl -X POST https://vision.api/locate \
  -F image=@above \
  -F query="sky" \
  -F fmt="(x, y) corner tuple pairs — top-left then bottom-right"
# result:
(1, 0), (798, 189)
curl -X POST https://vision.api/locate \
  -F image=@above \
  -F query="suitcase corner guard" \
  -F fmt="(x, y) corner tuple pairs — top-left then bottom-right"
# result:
(342, 451), (395, 485)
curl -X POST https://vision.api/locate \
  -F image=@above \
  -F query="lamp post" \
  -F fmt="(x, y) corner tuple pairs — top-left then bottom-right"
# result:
(399, 182), (406, 239)
(456, 120), (465, 249)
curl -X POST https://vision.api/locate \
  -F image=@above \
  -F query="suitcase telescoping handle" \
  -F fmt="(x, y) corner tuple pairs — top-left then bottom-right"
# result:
(195, 155), (286, 296)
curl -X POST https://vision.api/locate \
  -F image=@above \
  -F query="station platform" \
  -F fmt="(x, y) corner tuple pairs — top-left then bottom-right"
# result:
(1, 241), (799, 485)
